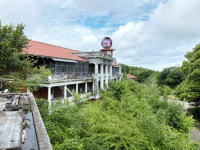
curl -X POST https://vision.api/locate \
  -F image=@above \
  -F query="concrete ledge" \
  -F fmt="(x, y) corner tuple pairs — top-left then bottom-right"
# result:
(29, 93), (52, 150)
(0, 110), (23, 149)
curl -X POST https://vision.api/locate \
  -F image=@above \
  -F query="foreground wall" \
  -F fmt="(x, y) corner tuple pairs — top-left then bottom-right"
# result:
(29, 93), (53, 150)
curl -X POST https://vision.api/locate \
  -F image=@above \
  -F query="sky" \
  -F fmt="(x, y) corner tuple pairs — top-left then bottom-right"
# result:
(1, 0), (200, 71)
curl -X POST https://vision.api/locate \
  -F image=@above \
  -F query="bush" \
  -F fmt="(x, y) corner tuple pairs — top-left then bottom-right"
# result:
(159, 85), (173, 97)
(36, 78), (199, 150)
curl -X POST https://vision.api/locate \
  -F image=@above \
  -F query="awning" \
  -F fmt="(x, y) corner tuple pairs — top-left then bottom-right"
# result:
(52, 58), (77, 63)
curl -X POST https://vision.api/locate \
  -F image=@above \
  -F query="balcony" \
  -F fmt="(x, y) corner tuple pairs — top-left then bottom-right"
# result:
(74, 51), (113, 59)
(112, 72), (123, 77)
(112, 72), (119, 76)
(48, 73), (93, 81)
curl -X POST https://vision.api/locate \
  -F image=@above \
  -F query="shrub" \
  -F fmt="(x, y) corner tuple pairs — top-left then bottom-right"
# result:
(36, 78), (199, 150)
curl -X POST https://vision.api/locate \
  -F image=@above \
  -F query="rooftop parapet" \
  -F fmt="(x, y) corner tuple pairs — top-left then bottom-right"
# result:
(0, 93), (52, 150)
(74, 51), (115, 60)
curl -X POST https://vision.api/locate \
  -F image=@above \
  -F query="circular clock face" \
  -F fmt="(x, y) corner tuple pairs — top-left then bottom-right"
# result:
(101, 37), (112, 48)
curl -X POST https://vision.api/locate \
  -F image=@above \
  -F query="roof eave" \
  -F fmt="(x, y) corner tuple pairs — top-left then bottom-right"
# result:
(22, 54), (89, 62)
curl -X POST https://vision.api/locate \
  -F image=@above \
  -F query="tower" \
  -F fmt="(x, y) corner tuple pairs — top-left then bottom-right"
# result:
(100, 37), (115, 56)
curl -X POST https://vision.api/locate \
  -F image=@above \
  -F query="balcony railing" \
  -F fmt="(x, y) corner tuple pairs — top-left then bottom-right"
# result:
(112, 72), (123, 76)
(48, 73), (93, 81)
(112, 72), (119, 76)
(74, 51), (113, 58)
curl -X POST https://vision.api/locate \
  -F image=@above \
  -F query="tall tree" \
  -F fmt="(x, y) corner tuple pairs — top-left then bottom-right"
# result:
(157, 66), (185, 88)
(121, 64), (158, 83)
(0, 22), (50, 92)
(0, 22), (29, 75)
(176, 43), (200, 104)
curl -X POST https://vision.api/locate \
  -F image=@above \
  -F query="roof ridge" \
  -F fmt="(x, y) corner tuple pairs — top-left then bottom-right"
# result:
(30, 40), (80, 52)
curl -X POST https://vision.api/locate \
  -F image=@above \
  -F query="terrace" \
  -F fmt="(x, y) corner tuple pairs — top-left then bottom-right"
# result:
(74, 51), (114, 59)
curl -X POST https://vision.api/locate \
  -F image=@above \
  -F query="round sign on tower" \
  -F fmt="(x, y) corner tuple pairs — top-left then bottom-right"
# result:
(101, 37), (112, 49)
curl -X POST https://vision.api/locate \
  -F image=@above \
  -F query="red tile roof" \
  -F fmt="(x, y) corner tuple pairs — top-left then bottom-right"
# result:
(127, 74), (136, 79)
(23, 40), (87, 62)
(112, 62), (121, 67)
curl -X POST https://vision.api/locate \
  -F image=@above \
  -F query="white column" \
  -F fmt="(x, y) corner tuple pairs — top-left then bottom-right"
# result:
(110, 65), (112, 85)
(100, 77), (104, 89)
(76, 83), (78, 93)
(110, 65), (112, 76)
(48, 87), (51, 106)
(85, 82), (87, 94)
(101, 64), (103, 75)
(119, 67), (122, 81)
(100, 64), (104, 89)
(105, 65), (108, 86)
(92, 81), (94, 91)
(64, 85), (67, 99)
(95, 64), (99, 94)
(119, 67), (121, 74)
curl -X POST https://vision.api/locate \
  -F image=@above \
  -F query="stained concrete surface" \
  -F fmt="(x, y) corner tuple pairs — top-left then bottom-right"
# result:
(0, 97), (10, 111)
(21, 112), (39, 150)
(0, 110), (23, 149)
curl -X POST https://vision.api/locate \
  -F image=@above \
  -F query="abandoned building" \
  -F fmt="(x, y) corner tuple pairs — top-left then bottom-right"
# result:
(23, 37), (123, 105)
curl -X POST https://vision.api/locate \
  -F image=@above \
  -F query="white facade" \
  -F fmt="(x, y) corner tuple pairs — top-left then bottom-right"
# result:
(38, 51), (122, 105)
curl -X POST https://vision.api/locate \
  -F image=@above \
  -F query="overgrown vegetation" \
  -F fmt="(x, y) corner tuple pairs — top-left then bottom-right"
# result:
(121, 64), (183, 100)
(37, 78), (199, 150)
(157, 66), (185, 89)
(121, 64), (158, 83)
(175, 43), (200, 105)
(0, 22), (51, 92)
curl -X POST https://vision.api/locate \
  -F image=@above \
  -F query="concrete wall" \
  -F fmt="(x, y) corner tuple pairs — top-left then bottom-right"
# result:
(29, 93), (52, 150)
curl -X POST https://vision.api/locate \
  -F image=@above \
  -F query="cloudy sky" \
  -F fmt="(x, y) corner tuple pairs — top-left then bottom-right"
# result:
(1, 0), (200, 71)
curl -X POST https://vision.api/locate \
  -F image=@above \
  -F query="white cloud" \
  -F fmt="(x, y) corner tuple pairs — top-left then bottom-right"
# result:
(110, 0), (200, 70)
(0, 0), (200, 71)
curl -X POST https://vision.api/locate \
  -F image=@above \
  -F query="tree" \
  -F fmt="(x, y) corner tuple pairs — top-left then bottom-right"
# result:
(37, 78), (198, 149)
(176, 43), (200, 104)
(0, 22), (51, 92)
(0, 22), (30, 75)
(157, 66), (185, 88)
(121, 64), (158, 83)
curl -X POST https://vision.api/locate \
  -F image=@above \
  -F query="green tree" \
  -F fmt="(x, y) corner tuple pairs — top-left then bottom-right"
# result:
(0, 22), (29, 75)
(37, 78), (198, 150)
(0, 22), (51, 92)
(157, 66), (184, 88)
(121, 64), (158, 83)
(176, 43), (200, 104)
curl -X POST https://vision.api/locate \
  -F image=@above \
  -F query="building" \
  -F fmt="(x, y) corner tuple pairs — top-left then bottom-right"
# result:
(126, 74), (137, 81)
(23, 38), (122, 105)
